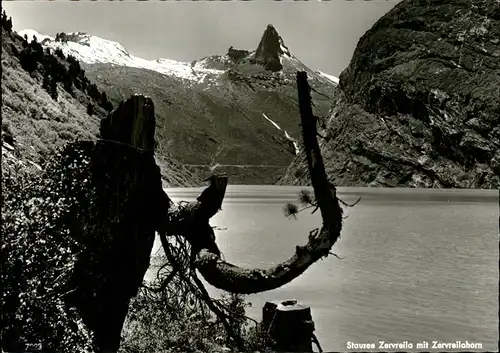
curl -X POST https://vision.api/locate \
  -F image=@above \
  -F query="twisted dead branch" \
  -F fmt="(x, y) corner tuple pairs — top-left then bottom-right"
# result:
(161, 72), (344, 294)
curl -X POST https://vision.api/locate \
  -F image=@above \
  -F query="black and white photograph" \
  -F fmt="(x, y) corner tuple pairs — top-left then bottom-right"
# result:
(1, 0), (499, 352)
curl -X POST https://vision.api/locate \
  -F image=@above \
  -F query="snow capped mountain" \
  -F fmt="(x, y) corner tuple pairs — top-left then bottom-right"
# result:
(17, 26), (339, 86)
(13, 25), (339, 185)
(18, 29), (223, 83)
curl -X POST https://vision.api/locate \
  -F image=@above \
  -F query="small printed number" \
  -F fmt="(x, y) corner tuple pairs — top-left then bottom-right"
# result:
(25, 343), (42, 351)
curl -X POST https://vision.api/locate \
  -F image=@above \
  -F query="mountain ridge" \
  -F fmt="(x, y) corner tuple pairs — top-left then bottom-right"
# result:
(19, 25), (338, 184)
(18, 27), (340, 86)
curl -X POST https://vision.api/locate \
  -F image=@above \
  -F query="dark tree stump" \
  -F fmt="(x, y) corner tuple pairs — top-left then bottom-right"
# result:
(262, 299), (315, 352)
(63, 95), (170, 353)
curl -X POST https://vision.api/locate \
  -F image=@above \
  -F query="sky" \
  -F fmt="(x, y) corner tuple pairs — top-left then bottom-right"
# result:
(3, 1), (400, 76)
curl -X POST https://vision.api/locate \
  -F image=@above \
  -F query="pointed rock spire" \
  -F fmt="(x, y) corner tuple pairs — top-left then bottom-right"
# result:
(254, 24), (289, 72)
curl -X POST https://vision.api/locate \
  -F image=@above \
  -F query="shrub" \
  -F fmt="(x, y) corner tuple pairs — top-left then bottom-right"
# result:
(55, 48), (65, 60)
(42, 72), (50, 92)
(86, 103), (94, 116)
(1, 10), (13, 32)
(10, 43), (18, 57)
(50, 77), (58, 101)
(118, 250), (265, 353)
(88, 84), (100, 101)
(19, 41), (44, 73)
(63, 76), (74, 96)
(119, 286), (240, 353)
(1, 149), (95, 352)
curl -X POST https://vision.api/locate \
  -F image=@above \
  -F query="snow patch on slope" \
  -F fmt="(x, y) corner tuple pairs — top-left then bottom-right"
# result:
(278, 42), (293, 65)
(317, 71), (340, 84)
(18, 29), (224, 83)
(279, 43), (291, 57)
(262, 113), (300, 155)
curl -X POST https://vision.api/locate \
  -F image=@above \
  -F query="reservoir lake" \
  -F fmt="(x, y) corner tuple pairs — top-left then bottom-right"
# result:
(146, 186), (499, 352)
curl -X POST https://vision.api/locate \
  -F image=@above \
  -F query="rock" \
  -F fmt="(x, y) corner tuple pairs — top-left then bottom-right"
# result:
(280, 0), (500, 189)
(253, 25), (286, 72)
(2, 142), (14, 151)
(2, 130), (15, 146)
(227, 46), (250, 63)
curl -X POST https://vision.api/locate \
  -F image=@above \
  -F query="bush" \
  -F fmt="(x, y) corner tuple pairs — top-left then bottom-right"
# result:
(120, 288), (225, 353)
(63, 76), (74, 96)
(1, 149), (95, 352)
(1, 10), (13, 32)
(243, 323), (270, 352)
(118, 254), (267, 353)
(55, 48), (65, 60)
(50, 77), (58, 101)
(42, 72), (50, 92)
(19, 43), (43, 73)
(100, 92), (113, 112)
(88, 84), (100, 101)
(119, 287), (253, 353)
(87, 103), (94, 116)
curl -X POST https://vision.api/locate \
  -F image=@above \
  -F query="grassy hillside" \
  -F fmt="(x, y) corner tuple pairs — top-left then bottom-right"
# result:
(2, 30), (101, 172)
(1, 27), (198, 187)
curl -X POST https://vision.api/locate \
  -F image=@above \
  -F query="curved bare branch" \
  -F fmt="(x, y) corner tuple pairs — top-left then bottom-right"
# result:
(174, 71), (344, 294)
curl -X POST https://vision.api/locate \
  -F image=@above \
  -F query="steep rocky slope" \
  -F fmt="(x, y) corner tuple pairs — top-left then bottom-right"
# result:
(280, 0), (499, 188)
(21, 25), (338, 184)
(1, 25), (198, 187)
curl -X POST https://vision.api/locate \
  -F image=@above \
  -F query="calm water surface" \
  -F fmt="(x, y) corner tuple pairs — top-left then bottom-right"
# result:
(148, 186), (499, 352)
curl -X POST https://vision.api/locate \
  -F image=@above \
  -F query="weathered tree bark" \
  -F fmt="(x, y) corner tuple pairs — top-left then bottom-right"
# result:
(180, 72), (344, 294)
(63, 95), (171, 353)
(162, 174), (227, 258)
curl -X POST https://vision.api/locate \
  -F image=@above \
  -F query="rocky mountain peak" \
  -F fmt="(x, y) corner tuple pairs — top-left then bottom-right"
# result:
(253, 24), (290, 72)
(55, 32), (91, 46)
